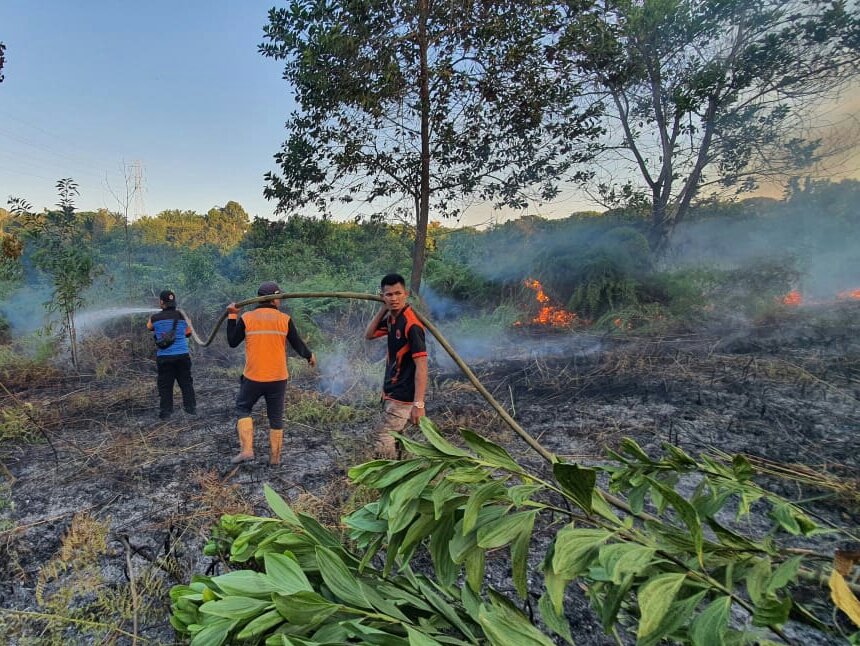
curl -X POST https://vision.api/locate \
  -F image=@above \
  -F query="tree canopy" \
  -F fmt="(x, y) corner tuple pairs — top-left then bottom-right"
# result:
(260, 0), (602, 292)
(558, 0), (860, 248)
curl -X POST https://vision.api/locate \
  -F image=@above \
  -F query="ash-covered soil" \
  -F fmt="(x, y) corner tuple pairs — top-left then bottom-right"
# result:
(1, 303), (858, 644)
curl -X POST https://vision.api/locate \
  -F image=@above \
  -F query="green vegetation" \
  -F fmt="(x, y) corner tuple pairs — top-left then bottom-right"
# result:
(1, 178), (858, 347)
(172, 418), (858, 645)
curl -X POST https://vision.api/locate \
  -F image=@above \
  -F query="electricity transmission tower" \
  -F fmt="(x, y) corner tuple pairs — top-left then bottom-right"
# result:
(129, 160), (146, 220)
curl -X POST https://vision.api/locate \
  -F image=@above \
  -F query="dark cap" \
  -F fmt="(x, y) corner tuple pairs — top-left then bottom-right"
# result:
(257, 281), (282, 296)
(160, 290), (176, 303)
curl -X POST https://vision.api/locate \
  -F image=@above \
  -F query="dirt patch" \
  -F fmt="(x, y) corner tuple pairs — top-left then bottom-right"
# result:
(1, 304), (859, 644)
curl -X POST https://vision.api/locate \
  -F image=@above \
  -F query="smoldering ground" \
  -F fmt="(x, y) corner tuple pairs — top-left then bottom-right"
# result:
(0, 294), (858, 644)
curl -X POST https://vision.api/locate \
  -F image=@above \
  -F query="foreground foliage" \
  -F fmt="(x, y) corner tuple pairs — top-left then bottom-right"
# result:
(172, 419), (859, 645)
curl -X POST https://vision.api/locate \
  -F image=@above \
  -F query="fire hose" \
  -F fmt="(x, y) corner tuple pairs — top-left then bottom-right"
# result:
(182, 291), (555, 463)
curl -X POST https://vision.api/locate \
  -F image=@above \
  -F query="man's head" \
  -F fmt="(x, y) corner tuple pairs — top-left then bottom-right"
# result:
(380, 273), (408, 314)
(258, 281), (282, 306)
(159, 290), (176, 309)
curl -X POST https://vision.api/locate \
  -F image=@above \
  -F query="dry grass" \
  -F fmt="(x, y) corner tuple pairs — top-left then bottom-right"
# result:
(186, 469), (255, 526)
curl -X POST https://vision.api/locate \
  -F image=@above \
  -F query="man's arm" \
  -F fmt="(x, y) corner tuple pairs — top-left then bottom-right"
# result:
(287, 319), (317, 367)
(410, 355), (428, 424)
(226, 304), (245, 347)
(364, 306), (388, 340)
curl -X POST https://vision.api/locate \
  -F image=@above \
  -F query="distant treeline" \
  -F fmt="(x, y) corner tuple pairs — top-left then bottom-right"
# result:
(1, 178), (858, 336)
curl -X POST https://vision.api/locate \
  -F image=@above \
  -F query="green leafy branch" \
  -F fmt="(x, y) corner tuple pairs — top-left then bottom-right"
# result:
(172, 418), (858, 645)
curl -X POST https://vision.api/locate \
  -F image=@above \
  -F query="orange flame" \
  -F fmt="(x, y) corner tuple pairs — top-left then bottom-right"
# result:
(781, 290), (803, 306)
(516, 278), (576, 327)
(837, 288), (860, 301)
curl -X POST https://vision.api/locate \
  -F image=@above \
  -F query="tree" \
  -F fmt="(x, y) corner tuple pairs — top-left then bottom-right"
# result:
(260, 0), (601, 293)
(559, 0), (860, 250)
(9, 179), (97, 369)
(205, 200), (249, 250)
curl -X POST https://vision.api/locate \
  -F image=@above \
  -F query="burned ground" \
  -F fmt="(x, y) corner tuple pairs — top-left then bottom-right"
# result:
(0, 303), (858, 644)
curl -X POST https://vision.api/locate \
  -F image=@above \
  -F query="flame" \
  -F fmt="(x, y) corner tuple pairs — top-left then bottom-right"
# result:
(837, 288), (860, 301)
(781, 290), (803, 306)
(516, 278), (576, 327)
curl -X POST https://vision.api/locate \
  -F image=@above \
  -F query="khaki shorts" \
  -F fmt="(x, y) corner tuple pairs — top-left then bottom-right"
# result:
(377, 399), (413, 434)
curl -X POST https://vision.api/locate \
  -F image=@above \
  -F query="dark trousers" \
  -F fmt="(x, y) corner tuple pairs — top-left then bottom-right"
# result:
(235, 377), (286, 428)
(156, 354), (196, 414)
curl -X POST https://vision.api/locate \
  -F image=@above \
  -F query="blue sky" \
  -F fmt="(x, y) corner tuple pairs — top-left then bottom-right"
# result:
(0, 1), (597, 227)
(1, 2), (857, 228)
(0, 1), (295, 220)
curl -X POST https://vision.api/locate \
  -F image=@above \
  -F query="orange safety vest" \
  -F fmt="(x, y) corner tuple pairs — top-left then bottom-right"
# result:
(241, 308), (292, 382)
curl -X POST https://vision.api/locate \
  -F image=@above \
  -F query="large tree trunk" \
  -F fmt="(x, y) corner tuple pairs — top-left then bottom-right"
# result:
(410, 0), (431, 296)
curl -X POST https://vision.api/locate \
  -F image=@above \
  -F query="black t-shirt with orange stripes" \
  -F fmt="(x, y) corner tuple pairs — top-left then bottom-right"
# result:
(372, 305), (427, 403)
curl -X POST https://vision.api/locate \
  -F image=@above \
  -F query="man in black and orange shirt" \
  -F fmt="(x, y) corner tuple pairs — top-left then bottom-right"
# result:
(364, 273), (428, 458)
(226, 281), (316, 465)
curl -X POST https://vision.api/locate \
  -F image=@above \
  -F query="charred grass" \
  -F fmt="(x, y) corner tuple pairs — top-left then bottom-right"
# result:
(0, 305), (858, 643)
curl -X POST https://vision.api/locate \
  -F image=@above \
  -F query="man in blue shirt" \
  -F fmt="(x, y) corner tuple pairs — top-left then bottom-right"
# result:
(147, 290), (196, 419)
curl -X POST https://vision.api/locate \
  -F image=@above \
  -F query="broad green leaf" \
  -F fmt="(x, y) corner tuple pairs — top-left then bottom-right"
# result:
(752, 595), (791, 627)
(598, 543), (656, 584)
(647, 477), (703, 562)
(432, 478), (458, 520)
(478, 603), (555, 646)
(767, 556), (802, 594)
(344, 506), (389, 534)
(393, 431), (451, 459)
(360, 580), (411, 622)
(417, 579), (478, 643)
(640, 590), (707, 646)
(347, 459), (390, 481)
(508, 484), (543, 506)
(769, 502), (801, 535)
(401, 512), (438, 556)
(272, 590), (339, 625)
(446, 466), (493, 483)
(619, 437), (653, 463)
(237, 609), (283, 640)
(407, 626), (445, 646)
(477, 510), (537, 550)
(315, 546), (372, 608)
(538, 592), (573, 644)
(511, 511), (536, 598)
(746, 557), (771, 605)
(636, 572), (687, 642)
(264, 484), (301, 525)
(706, 518), (766, 552)
(211, 571), (279, 598)
(599, 573), (635, 631)
(551, 526), (612, 577)
(354, 459), (427, 489)
(464, 481), (507, 534)
(298, 513), (344, 551)
(264, 553), (313, 594)
(544, 567), (569, 615)
(461, 429), (523, 472)
(199, 596), (272, 620)
(388, 464), (444, 534)
(450, 506), (507, 563)
(419, 417), (470, 457)
(465, 547), (485, 593)
(430, 512), (458, 586)
(553, 462), (596, 514)
(189, 618), (233, 646)
(663, 443), (697, 468)
(689, 596), (731, 646)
